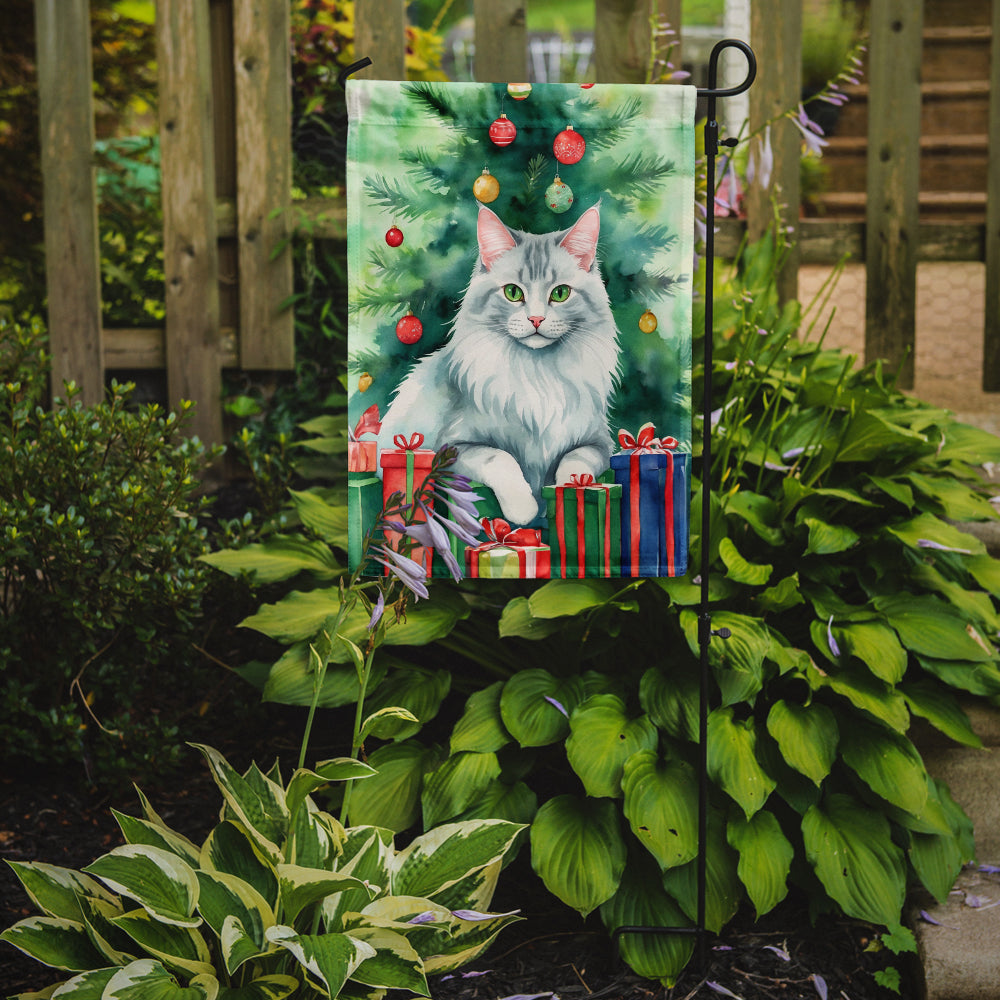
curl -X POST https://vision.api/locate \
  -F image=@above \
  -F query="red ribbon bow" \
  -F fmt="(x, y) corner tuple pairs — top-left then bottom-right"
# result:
(349, 404), (381, 442)
(617, 423), (679, 454)
(567, 473), (596, 487)
(481, 517), (542, 548)
(393, 432), (425, 451)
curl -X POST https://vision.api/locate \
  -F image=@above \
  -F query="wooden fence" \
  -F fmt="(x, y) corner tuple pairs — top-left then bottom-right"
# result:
(34, 0), (1000, 445)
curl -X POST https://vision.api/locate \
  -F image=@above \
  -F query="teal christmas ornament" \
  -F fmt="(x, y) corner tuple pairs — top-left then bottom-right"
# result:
(545, 175), (574, 214)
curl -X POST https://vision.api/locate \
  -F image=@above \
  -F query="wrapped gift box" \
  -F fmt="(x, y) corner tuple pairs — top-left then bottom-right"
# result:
(542, 474), (621, 578)
(348, 472), (382, 573)
(431, 481), (504, 577)
(466, 519), (551, 579)
(380, 432), (436, 575)
(348, 404), (381, 472)
(610, 423), (689, 577)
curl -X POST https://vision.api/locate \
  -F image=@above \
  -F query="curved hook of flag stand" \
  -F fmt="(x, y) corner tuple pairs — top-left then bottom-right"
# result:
(612, 39), (756, 974)
(339, 41), (759, 976)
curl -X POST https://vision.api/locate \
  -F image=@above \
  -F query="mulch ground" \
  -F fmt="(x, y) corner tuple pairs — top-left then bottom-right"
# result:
(1, 746), (913, 1000)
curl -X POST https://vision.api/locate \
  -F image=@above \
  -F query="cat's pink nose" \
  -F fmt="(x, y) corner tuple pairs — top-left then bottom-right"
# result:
(529, 316), (545, 329)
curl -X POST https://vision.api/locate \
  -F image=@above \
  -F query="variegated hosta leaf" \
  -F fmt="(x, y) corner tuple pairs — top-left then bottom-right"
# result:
(276, 865), (375, 925)
(190, 745), (288, 863)
(344, 926), (429, 995)
(285, 760), (375, 824)
(424, 859), (501, 915)
(111, 810), (202, 868)
(765, 700), (838, 786)
(102, 958), (218, 999)
(499, 669), (585, 747)
(391, 820), (524, 901)
(421, 907), (522, 975)
(4, 862), (118, 922)
(727, 810), (793, 918)
(77, 894), (136, 966)
(0, 916), (107, 971)
(621, 751), (699, 871)
(421, 751), (502, 828)
(450, 681), (511, 754)
(323, 829), (393, 931)
(214, 975), (300, 1000)
(529, 795), (626, 917)
(706, 707), (776, 819)
(265, 926), (375, 998)
(83, 846), (200, 928)
(599, 853), (694, 987)
(200, 822), (278, 910)
(288, 802), (343, 871)
(195, 871), (274, 974)
(110, 908), (214, 978)
(47, 966), (118, 997)
(838, 718), (929, 817)
(802, 793), (906, 926)
(566, 695), (658, 799)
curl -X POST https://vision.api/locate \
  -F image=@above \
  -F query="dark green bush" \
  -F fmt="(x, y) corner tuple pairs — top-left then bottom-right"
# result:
(0, 317), (220, 783)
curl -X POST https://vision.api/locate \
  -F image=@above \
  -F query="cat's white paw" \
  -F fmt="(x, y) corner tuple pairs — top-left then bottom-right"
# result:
(555, 455), (602, 486)
(496, 484), (542, 526)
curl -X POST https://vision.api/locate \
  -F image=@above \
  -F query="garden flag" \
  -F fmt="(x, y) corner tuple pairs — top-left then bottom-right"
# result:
(346, 80), (696, 578)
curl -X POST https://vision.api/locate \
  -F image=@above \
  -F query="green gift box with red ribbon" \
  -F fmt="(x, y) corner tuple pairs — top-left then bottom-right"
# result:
(542, 473), (622, 579)
(379, 431), (436, 576)
(609, 422), (689, 578)
(466, 518), (551, 579)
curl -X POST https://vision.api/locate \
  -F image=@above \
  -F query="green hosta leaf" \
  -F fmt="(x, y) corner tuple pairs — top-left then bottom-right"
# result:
(718, 537), (772, 586)
(360, 706), (421, 742)
(765, 700), (838, 786)
(727, 811), (793, 918)
(190, 746), (287, 863)
(599, 853), (694, 987)
(347, 740), (442, 832)
(0, 916), (107, 971)
(362, 667), (451, 740)
(724, 490), (784, 545)
(661, 811), (741, 933)
(83, 846), (200, 928)
(453, 779), (538, 827)
(621, 751), (698, 870)
(112, 812), (201, 868)
(421, 751), (502, 828)
(680, 610), (770, 706)
(755, 573), (805, 614)
(288, 489), (349, 545)
(835, 410), (927, 463)
(802, 793), (906, 926)
(195, 871), (273, 974)
(200, 535), (340, 584)
(497, 596), (565, 639)
(346, 926), (428, 994)
(901, 680), (982, 748)
(886, 512), (985, 556)
(450, 682), (511, 754)
(111, 908), (214, 978)
(566, 695), (658, 798)
(200, 822), (278, 910)
(911, 562), (1000, 633)
(527, 579), (618, 618)
(216, 975), (299, 1000)
(5, 862), (118, 923)
(909, 822), (966, 905)
(707, 708), (776, 818)
(812, 662), (910, 732)
(906, 473), (998, 521)
(277, 865), (374, 925)
(803, 517), (859, 556)
(393, 820), (524, 901)
(839, 718), (929, 816)
(936, 421), (1000, 464)
(876, 594), (995, 662)
(530, 795), (626, 917)
(835, 621), (907, 684)
(916, 655), (1000, 697)
(639, 664), (699, 742)
(265, 926), (375, 998)
(103, 959), (218, 1000)
(866, 474), (914, 509)
(967, 553), (1000, 597)
(261, 643), (387, 709)
(499, 670), (584, 747)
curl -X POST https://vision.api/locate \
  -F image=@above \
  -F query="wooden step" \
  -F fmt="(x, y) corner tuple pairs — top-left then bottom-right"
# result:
(922, 25), (993, 83)
(833, 80), (991, 138)
(813, 190), (987, 222)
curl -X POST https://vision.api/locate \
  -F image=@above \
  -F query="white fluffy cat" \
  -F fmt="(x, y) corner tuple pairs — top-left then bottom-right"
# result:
(378, 204), (620, 524)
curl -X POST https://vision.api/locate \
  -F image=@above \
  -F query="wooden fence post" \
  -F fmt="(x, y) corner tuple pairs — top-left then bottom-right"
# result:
(983, 0), (1000, 390)
(34, 0), (104, 405)
(233, 0), (294, 370)
(864, 0), (923, 389)
(354, 0), (406, 79)
(157, 0), (223, 445)
(474, 0), (527, 82)
(594, 0), (671, 84)
(746, 0), (801, 305)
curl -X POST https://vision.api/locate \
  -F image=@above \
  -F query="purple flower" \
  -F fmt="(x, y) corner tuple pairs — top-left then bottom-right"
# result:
(407, 911), (438, 925)
(451, 908), (521, 921)
(544, 695), (569, 718)
(917, 538), (973, 555)
(372, 545), (429, 600)
(827, 616), (841, 658)
(763, 944), (790, 961)
(812, 974), (828, 1000)
(406, 507), (463, 580)
(367, 590), (385, 631)
(791, 104), (828, 156)
(747, 125), (773, 191)
(706, 983), (742, 999)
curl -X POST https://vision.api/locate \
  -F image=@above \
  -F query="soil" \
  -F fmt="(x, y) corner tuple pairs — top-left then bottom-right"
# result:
(0, 743), (913, 1000)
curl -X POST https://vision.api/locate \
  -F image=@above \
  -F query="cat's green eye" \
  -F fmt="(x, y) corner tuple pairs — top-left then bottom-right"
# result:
(503, 284), (525, 302)
(549, 284), (571, 303)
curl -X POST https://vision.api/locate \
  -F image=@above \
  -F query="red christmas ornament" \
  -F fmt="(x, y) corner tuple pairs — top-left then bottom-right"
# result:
(489, 114), (517, 147)
(385, 226), (404, 247)
(580, 82), (595, 89)
(553, 126), (586, 164)
(396, 311), (423, 345)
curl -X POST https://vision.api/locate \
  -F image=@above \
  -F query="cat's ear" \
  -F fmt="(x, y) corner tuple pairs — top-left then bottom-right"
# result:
(477, 207), (517, 271)
(559, 205), (601, 272)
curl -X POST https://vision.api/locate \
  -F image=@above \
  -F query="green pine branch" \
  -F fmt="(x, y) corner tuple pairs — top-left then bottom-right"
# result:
(362, 175), (429, 223)
(609, 153), (678, 199)
(577, 95), (643, 150)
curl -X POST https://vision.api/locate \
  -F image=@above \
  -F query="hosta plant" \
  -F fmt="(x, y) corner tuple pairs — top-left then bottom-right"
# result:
(1, 744), (523, 999)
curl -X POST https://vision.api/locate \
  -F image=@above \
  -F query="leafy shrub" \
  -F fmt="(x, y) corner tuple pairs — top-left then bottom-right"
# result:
(1, 743), (524, 998)
(0, 317), (221, 783)
(210, 234), (1000, 984)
